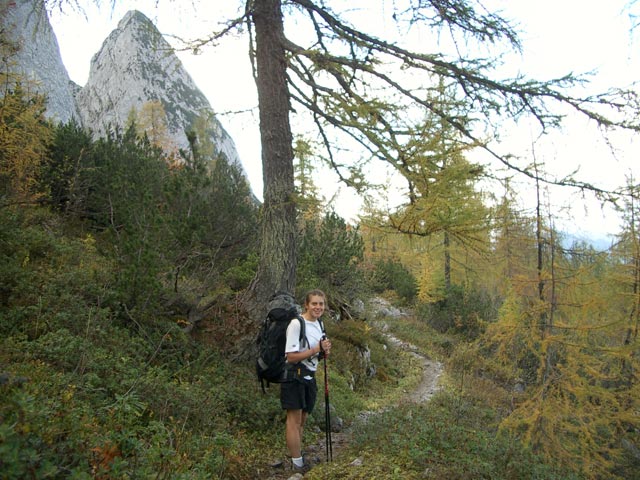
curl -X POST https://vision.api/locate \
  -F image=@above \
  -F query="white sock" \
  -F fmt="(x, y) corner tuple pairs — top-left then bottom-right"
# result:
(292, 456), (304, 467)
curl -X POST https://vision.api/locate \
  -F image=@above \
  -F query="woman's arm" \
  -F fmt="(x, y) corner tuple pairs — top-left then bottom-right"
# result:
(286, 338), (331, 363)
(285, 342), (323, 363)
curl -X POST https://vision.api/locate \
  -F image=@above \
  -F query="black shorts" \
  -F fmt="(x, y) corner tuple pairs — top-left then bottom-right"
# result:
(280, 378), (318, 413)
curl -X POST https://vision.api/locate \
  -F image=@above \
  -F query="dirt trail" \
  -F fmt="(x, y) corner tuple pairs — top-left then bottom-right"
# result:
(385, 333), (444, 404)
(266, 324), (444, 479)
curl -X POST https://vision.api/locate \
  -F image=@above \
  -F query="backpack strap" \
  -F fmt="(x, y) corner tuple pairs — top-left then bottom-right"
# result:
(286, 316), (325, 371)
(297, 315), (326, 341)
(296, 314), (308, 348)
(295, 315), (326, 346)
(298, 315), (327, 362)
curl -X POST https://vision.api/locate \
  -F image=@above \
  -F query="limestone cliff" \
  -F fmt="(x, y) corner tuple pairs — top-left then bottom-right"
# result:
(1, 2), (246, 176)
(2, 0), (79, 123)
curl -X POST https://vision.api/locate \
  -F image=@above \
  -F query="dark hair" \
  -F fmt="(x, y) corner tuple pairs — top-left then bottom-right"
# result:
(303, 289), (326, 306)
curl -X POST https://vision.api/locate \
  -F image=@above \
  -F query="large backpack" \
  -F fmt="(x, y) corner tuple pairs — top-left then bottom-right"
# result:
(256, 291), (305, 392)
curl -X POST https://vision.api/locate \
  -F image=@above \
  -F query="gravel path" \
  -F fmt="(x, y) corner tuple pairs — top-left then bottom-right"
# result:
(385, 333), (444, 404)
(268, 321), (444, 479)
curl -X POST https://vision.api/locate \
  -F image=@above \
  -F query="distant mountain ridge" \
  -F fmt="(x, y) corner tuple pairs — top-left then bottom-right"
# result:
(2, 0), (247, 178)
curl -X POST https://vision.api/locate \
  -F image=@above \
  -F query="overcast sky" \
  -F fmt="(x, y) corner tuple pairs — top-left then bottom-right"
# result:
(49, 0), (639, 239)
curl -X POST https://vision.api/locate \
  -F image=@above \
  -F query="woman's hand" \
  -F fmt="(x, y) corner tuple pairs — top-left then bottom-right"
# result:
(319, 338), (332, 356)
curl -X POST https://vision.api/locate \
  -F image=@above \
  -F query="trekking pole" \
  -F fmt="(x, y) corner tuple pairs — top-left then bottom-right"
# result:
(322, 337), (333, 462)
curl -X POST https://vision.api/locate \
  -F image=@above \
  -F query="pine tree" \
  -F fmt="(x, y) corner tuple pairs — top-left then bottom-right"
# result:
(42, 118), (93, 213)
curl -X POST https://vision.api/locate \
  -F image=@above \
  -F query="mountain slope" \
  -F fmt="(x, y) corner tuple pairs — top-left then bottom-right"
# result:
(76, 10), (245, 173)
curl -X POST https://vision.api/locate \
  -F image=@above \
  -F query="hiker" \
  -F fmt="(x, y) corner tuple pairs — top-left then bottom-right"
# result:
(281, 289), (332, 471)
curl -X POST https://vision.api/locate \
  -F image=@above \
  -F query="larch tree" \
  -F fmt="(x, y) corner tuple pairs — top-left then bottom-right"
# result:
(136, 100), (178, 156)
(474, 179), (640, 476)
(293, 137), (324, 223)
(490, 178), (540, 296)
(211, 0), (639, 323)
(610, 179), (640, 389)
(53, 0), (640, 325)
(617, 180), (640, 349)
(242, 0), (298, 318)
(383, 82), (489, 290)
(0, 27), (53, 207)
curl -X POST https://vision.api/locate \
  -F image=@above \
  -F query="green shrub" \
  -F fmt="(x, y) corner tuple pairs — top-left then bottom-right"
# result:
(298, 211), (366, 311)
(342, 391), (581, 480)
(369, 258), (417, 304)
(417, 284), (496, 338)
(222, 253), (259, 292)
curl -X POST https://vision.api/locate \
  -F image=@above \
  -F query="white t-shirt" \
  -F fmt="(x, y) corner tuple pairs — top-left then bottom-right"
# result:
(284, 317), (324, 372)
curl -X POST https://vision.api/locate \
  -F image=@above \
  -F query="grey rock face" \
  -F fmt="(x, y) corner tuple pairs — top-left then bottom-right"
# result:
(2, 2), (247, 178)
(76, 10), (244, 173)
(2, 0), (80, 124)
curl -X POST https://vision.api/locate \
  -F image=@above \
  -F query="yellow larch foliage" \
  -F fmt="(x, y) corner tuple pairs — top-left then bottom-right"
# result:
(416, 254), (444, 303)
(486, 268), (639, 479)
(0, 84), (53, 204)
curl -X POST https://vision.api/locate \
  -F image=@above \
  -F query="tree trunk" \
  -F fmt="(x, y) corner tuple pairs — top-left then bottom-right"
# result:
(623, 193), (639, 387)
(244, 0), (297, 323)
(443, 230), (451, 291)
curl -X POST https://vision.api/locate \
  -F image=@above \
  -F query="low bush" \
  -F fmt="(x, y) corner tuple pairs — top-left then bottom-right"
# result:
(416, 284), (497, 339)
(369, 258), (418, 305)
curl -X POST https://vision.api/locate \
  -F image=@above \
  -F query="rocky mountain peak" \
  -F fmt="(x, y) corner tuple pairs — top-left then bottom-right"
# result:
(76, 9), (244, 172)
(2, 0), (247, 178)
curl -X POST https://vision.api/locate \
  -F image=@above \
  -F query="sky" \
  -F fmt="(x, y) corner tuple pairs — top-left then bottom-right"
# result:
(48, 0), (639, 240)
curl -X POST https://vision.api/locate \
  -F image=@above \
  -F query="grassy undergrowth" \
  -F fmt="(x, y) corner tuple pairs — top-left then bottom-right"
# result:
(303, 314), (582, 480)
(0, 312), (413, 479)
(1, 208), (584, 479)
(0, 208), (412, 479)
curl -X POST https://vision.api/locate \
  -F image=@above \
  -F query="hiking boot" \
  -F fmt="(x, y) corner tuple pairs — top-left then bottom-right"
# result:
(291, 462), (311, 474)
(286, 457), (311, 472)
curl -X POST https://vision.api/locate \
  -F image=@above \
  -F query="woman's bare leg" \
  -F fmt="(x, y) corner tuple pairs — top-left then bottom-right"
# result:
(286, 409), (303, 458)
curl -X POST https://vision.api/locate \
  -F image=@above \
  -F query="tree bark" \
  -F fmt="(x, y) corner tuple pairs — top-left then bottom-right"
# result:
(443, 230), (451, 291)
(244, 0), (297, 322)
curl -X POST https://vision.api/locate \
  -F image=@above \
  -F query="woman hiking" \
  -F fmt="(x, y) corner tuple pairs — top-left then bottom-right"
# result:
(281, 289), (332, 472)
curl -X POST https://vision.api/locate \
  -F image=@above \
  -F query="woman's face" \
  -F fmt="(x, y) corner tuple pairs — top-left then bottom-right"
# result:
(305, 294), (325, 320)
